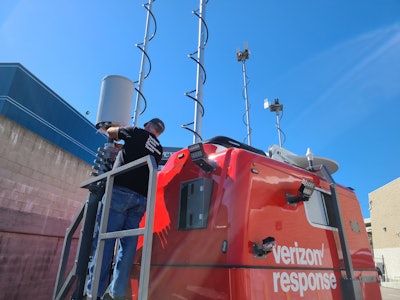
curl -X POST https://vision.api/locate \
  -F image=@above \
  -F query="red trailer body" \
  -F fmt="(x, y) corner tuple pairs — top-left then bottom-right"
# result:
(131, 138), (381, 300)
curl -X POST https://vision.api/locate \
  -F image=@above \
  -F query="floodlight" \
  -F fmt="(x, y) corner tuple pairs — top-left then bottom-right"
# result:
(269, 98), (283, 112)
(252, 236), (276, 258)
(286, 179), (316, 204)
(188, 143), (216, 173)
(264, 98), (284, 147)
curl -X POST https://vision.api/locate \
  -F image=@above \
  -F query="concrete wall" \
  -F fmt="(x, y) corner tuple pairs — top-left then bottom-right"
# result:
(0, 115), (92, 300)
(369, 177), (400, 284)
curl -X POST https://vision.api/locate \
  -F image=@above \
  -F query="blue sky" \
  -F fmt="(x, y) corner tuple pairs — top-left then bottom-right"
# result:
(1, 0), (399, 218)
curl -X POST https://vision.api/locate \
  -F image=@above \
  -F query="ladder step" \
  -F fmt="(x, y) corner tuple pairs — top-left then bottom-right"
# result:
(99, 228), (146, 240)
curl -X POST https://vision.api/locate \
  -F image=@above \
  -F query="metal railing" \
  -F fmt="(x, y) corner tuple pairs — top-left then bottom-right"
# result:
(53, 155), (158, 300)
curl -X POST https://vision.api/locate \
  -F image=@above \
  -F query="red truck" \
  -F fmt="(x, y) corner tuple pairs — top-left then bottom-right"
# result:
(129, 136), (381, 300)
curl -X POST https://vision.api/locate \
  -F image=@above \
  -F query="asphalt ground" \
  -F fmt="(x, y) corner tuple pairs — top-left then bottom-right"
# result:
(381, 286), (400, 300)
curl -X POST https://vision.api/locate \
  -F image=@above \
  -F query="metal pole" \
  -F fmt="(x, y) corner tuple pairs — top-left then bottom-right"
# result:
(133, 0), (154, 126)
(242, 61), (251, 146)
(382, 255), (386, 282)
(276, 111), (282, 148)
(193, 0), (207, 144)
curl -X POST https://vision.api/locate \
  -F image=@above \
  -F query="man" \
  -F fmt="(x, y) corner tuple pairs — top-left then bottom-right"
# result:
(87, 118), (165, 300)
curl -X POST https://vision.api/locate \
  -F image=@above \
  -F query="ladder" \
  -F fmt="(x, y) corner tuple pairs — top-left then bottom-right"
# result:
(53, 155), (158, 300)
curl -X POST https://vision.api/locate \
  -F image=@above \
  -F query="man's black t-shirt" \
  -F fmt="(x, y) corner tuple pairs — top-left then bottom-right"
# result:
(113, 126), (163, 196)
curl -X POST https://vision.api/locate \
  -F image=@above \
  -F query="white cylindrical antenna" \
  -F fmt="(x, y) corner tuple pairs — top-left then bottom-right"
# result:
(96, 75), (134, 129)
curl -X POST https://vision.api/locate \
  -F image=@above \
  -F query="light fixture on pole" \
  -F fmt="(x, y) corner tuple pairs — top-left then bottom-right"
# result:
(264, 98), (284, 147)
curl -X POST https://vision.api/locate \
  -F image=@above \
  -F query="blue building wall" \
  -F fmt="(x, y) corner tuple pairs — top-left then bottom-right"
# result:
(0, 63), (106, 164)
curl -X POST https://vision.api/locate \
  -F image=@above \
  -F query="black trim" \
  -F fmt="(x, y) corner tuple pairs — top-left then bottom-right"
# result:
(134, 263), (375, 273)
(204, 136), (267, 157)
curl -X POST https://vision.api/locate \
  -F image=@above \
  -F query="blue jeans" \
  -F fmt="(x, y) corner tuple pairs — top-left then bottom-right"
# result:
(87, 185), (147, 298)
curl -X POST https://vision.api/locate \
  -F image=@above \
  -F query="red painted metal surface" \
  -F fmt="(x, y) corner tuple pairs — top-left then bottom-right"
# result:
(131, 143), (381, 299)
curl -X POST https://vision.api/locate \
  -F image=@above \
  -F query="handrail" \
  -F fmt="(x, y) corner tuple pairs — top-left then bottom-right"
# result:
(53, 155), (157, 300)
(87, 155), (157, 300)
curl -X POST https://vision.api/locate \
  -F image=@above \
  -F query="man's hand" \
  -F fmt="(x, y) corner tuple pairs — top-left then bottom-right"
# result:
(107, 127), (120, 140)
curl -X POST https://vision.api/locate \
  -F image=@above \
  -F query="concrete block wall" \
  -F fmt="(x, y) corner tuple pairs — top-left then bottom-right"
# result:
(369, 177), (400, 284)
(0, 115), (94, 300)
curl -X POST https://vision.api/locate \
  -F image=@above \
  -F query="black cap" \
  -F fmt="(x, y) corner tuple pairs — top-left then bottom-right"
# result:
(144, 118), (165, 134)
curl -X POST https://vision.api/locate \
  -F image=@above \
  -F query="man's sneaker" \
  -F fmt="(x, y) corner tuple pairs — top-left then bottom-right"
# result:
(102, 291), (125, 300)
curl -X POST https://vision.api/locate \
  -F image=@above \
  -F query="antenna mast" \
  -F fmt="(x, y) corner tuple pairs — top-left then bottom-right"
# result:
(193, 0), (208, 143)
(236, 42), (252, 146)
(182, 0), (209, 143)
(133, 0), (156, 126)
